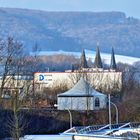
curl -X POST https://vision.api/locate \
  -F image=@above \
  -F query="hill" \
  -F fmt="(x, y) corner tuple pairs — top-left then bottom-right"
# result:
(0, 8), (140, 57)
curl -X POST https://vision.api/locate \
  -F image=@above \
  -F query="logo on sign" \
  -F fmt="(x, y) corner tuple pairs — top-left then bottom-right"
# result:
(39, 74), (45, 81)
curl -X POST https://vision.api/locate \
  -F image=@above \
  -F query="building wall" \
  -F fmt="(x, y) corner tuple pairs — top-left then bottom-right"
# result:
(57, 96), (107, 110)
(34, 72), (122, 92)
(0, 75), (33, 96)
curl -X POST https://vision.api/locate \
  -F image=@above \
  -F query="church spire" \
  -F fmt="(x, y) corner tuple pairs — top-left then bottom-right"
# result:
(94, 46), (103, 68)
(80, 49), (88, 68)
(110, 47), (117, 70)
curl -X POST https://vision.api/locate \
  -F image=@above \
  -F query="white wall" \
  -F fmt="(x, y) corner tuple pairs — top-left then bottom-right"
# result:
(58, 96), (106, 110)
(34, 72), (122, 92)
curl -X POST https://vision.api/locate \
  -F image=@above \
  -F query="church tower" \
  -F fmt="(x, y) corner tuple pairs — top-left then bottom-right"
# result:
(80, 49), (88, 69)
(94, 47), (103, 68)
(110, 47), (117, 70)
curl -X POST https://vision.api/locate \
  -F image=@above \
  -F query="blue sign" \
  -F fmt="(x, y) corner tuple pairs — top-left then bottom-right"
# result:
(39, 74), (45, 81)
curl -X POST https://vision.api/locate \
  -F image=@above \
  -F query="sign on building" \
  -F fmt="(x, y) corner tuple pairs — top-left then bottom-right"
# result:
(34, 73), (53, 84)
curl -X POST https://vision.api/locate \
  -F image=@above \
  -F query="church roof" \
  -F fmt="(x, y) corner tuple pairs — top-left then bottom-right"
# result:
(94, 47), (103, 68)
(110, 47), (117, 70)
(80, 49), (88, 68)
(58, 77), (106, 97)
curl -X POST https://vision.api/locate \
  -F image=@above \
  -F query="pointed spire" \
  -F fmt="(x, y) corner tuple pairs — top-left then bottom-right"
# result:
(80, 49), (88, 68)
(94, 46), (103, 68)
(110, 47), (117, 70)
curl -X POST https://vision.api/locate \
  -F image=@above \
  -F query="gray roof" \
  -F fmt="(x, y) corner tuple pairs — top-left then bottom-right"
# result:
(58, 77), (106, 97)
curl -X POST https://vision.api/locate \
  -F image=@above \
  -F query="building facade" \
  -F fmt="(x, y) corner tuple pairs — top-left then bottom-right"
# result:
(57, 78), (107, 110)
(34, 71), (122, 93)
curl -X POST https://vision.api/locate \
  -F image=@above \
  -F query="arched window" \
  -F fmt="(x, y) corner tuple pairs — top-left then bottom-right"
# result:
(95, 97), (100, 107)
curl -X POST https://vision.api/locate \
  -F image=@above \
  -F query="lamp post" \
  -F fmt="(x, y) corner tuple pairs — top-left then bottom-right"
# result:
(108, 94), (119, 126)
(110, 101), (119, 124)
(65, 108), (73, 128)
(54, 104), (73, 128)
(108, 94), (111, 128)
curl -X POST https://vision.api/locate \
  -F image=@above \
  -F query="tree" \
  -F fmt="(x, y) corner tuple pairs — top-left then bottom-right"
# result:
(0, 37), (25, 106)
(68, 70), (90, 86)
(7, 91), (27, 140)
(0, 37), (35, 139)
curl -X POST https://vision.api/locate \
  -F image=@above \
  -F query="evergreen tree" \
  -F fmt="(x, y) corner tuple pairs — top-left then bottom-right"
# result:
(80, 49), (88, 68)
(94, 47), (103, 68)
(110, 47), (117, 70)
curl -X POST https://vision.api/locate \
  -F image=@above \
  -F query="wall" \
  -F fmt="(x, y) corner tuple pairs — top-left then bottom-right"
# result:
(34, 71), (122, 92)
(58, 96), (106, 110)
(0, 75), (33, 96)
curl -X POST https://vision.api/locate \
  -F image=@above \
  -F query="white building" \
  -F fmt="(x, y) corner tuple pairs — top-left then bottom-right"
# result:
(0, 75), (33, 98)
(34, 71), (122, 92)
(57, 78), (107, 110)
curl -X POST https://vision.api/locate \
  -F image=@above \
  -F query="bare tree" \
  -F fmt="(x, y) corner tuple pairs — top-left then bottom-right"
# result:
(7, 91), (26, 140)
(0, 37), (35, 139)
(68, 70), (90, 86)
(0, 37), (25, 106)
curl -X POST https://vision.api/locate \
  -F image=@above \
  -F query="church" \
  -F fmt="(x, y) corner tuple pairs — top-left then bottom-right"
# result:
(72, 47), (117, 72)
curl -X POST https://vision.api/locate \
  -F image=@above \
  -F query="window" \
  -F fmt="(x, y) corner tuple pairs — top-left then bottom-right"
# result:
(95, 97), (100, 107)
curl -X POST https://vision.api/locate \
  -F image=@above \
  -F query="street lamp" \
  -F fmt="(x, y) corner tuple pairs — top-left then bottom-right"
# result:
(108, 94), (111, 128)
(110, 101), (119, 124)
(54, 104), (73, 128)
(108, 94), (119, 126)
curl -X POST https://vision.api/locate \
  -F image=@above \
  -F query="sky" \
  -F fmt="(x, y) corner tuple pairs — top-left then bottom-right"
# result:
(0, 0), (140, 19)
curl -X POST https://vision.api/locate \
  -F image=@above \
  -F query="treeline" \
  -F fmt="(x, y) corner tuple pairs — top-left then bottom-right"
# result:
(38, 54), (79, 72)
(34, 54), (93, 72)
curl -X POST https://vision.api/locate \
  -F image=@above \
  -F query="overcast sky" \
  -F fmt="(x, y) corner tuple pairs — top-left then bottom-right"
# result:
(0, 0), (139, 19)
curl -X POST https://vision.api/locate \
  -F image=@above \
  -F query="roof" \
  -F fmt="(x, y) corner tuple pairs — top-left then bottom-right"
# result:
(58, 77), (106, 97)
(62, 122), (140, 138)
